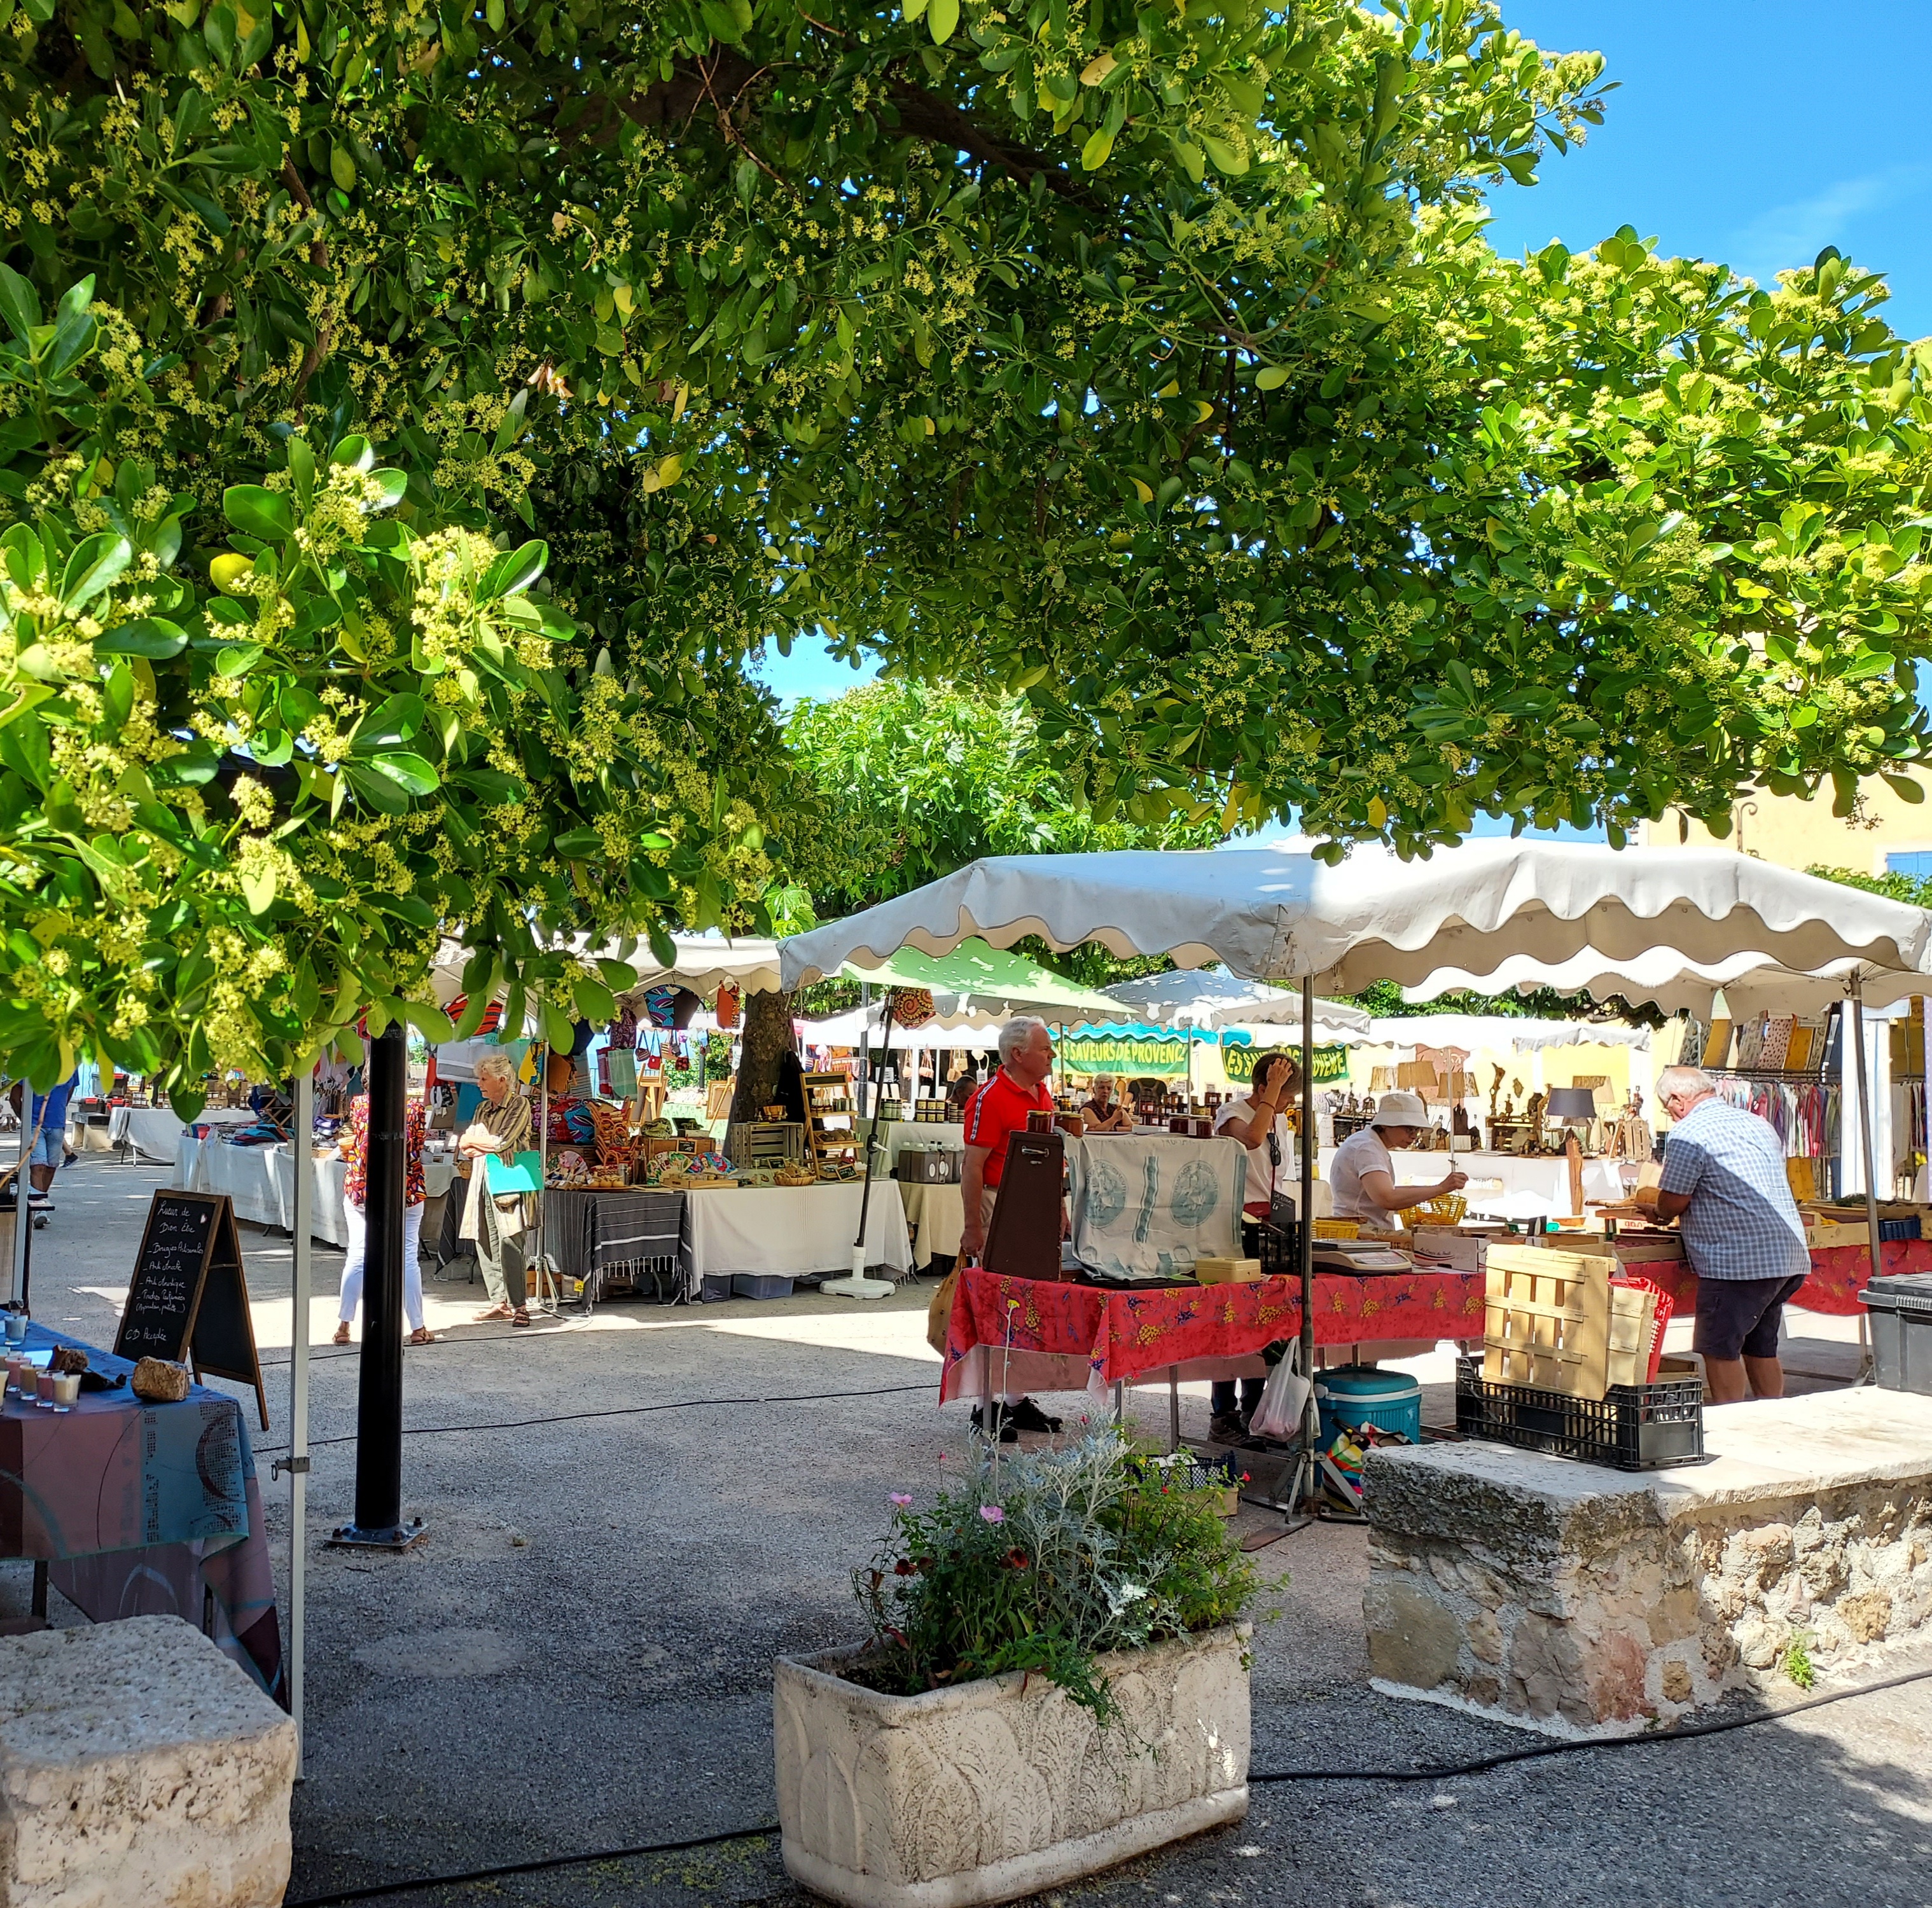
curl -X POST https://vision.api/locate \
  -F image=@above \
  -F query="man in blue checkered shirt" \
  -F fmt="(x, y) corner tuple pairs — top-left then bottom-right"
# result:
(1635, 1065), (1810, 1404)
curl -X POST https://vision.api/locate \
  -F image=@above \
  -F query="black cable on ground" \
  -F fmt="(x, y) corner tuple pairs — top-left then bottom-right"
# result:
(284, 1821), (778, 1908)
(1250, 1659), (1932, 1781)
(281, 1660), (1932, 1906)
(253, 1379), (940, 1460)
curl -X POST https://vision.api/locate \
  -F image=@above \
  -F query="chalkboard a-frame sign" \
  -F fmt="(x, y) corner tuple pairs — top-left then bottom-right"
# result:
(113, 1190), (268, 1429)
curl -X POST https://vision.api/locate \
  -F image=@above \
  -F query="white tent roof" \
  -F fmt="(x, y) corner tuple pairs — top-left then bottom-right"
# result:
(1363, 1015), (1654, 1054)
(1405, 946), (1929, 1018)
(622, 936), (786, 997)
(1102, 969), (1370, 1036)
(798, 1010), (1001, 1051)
(779, 841), (1932, 993)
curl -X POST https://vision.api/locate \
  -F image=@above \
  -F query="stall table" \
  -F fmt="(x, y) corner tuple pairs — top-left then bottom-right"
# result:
(1, 1325), (282, 1702)
(174, 1138), (454, 1247)
(113, 1105), (254, 1165)
(940, 1265), (1485, 1404)
(681, 1182), (914, 1296)
(543, 1187), (686, 1304)
(899, 1180), (965, 1271)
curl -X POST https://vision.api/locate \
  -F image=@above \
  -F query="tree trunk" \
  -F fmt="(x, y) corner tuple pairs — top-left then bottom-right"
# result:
(728, 986), (796, 1128)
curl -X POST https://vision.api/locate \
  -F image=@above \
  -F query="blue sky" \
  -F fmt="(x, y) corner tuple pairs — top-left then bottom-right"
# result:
(758, 0), (1932, 733)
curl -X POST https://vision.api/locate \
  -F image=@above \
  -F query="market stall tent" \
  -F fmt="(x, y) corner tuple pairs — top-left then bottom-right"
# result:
(1103, 969), (1370, 1037)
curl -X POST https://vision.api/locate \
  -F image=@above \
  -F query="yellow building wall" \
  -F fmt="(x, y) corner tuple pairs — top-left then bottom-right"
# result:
(1637, 771), (1932, 876)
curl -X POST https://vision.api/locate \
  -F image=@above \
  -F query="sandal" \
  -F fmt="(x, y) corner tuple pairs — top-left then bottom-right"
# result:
(332, 1322), (352, 1345)
(510, 1306), (532, 1328)
(473, 1303), (514, 1322)
(408, 1327), (439, 1346)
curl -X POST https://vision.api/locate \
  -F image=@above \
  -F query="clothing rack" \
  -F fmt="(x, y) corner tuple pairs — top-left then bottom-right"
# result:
(1706, 1074), (1837, 1160)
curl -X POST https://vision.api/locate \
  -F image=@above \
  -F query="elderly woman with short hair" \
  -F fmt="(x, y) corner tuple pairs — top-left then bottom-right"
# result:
(1080, 1072), (1132, 1133)
(459, 1049), (535, 1327)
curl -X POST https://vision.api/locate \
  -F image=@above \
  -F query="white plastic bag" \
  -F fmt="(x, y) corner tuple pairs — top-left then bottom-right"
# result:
(1247, 1339), (1311, 1444)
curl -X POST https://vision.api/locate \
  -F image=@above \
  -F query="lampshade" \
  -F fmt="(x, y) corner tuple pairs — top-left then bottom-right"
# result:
(1543, 1088), (1599, 1123)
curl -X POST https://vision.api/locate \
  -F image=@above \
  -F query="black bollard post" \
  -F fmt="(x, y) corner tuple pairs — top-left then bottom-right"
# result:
(332, 1020), (426, 1549)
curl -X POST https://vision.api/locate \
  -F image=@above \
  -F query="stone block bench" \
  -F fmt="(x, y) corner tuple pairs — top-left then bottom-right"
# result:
(0, 1614), (297, 1907)
(1364, 1387), (1932, 1735)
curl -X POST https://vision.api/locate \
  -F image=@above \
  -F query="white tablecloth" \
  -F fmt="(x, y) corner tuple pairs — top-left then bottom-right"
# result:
(174, 1139), (455, 1246)
(681, 1182), (913, 1290)
(116, 1106), (254, 1165)
(900, 1180), (965, 1269)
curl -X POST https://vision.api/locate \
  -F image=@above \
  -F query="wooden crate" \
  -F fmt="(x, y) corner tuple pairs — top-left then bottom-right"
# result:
(725, 1121), (805, 1169)
(1483, 1246), (1654, 1399)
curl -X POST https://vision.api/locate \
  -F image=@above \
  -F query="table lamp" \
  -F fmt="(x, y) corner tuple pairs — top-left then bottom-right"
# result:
(1543, 1088), (1598, 1151)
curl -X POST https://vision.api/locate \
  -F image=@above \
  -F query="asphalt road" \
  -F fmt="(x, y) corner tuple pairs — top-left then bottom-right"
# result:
(10, 1150), (1929, 1908)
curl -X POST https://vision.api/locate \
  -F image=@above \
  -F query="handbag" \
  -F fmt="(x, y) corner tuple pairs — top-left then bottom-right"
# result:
(1247, 1337), (1311, 1444)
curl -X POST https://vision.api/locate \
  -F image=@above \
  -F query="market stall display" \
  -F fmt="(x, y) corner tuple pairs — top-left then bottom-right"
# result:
(173, 1135), (455, 1246)
(543, 1187), (686, 1305)
(111, 1105), (254, 1165)
(938, 1264), (1485, 1401)
(681, 1180), (913, 1296)
(1, 1323), (282, 1701)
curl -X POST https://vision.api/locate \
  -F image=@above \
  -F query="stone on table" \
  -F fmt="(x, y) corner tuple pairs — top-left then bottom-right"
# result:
(0, 1615), (296, 1908)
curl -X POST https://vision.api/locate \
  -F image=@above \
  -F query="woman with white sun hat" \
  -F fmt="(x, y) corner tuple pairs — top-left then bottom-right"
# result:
(1328, 1089), (1468, 1224)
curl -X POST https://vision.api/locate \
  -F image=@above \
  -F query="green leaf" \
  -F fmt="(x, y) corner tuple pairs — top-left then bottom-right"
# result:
(1199, 134), (1248, 176)
(366, 468), (408, 509)
(1883, 774), (1925, 805)
(241, 862), (279, 914)
(571, 976), (618, 1023)
(1080, 127), (1115, 171)
(0, 263), (41, 342)
(59, 533), (132, 609)
(223, 485), (296, 541)
(364, 751), (441, 796)
(480, 539), (548, 599)
(169, 1085), (207, 1125)
(551, 826), (604, 859)
(699, 0), (743, 42)
(1254, 365), (1289, 391)
(541, 997), (576, 1053)
(96, 618), (188, 658)
(928, 0), (957, 41)
(400, 999), (457, 1045)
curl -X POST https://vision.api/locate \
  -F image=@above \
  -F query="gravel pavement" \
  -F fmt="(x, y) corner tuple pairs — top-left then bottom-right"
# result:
(10, 1151), (1931, 1908)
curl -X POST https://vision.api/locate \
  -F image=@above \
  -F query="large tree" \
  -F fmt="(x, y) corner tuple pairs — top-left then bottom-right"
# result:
(10, 0), (1928, 861)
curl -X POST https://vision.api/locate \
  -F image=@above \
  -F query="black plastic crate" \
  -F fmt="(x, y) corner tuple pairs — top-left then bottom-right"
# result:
(1247, 1217), (1300, 1280)
(1454, 1356), (1706, 1472)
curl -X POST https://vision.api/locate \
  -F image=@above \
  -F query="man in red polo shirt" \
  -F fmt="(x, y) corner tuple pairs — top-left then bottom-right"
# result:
(959, 1018), (1061, 1441)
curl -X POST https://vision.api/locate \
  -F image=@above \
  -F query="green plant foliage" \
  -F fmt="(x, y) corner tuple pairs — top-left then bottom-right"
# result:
(1809, 863), (1932, 909)
(855, 1430), (1258, 1719)
(9, 0), (1926, 869)
(784, 679), (1218, 917)
(0, 278), (789, 1101)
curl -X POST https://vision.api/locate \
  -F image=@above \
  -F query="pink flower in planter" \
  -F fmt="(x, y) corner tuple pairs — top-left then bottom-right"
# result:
(979, 1504), (1005, 1524)
(888, 1493), (914, 1507)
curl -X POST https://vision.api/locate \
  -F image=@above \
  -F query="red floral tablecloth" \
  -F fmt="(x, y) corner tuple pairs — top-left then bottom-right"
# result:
(1634, 1243), (1894, 1322)
(940, 1266), (1487, 1402)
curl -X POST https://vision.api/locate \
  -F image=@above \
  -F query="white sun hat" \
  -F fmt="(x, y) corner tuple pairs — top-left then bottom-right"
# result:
(1369, 1089), (1430, 1129)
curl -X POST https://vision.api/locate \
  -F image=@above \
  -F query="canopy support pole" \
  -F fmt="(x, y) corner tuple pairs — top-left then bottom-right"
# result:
(1851, 974), (1882, 1378)
(1266, 980), (1319, 1531)
(286, 1063), (312, 1775)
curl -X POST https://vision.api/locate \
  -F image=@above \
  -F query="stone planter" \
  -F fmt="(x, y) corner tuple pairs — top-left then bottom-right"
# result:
(774, 1624), (1251, 1908)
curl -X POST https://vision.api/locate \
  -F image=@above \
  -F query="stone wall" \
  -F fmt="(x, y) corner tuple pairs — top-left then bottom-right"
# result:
(1363, 1390), (1932, 1734)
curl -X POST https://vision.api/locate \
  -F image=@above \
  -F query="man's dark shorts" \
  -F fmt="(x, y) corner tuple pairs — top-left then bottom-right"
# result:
(1693, 1272), (1807, 1361)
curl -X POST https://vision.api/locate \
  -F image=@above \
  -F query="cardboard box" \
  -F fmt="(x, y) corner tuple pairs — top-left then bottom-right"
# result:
(1195, 1256), (1263, 1284)
(1411, 1227), (1487, 1272)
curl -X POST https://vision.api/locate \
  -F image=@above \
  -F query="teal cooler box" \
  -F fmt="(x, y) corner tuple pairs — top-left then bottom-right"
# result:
(1314, 1366), (1422, 1444)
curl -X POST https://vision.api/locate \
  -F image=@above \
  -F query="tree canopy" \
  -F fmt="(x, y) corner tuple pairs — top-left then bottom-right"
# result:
(4, 0), (1931, 1094)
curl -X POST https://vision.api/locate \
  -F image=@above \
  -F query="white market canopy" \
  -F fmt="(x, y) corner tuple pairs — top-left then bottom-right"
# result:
(1102, 968), (1370, 1037)
(779, 841), (1932, 995)
(1363, 1014), (1655, 1054)
(798, 1009), (1001, 1051)
(622, 935), (786, 998)
(1405, 946), (1931, 1018)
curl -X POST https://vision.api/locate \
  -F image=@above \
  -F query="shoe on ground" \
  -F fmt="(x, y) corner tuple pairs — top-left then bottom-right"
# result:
(1208, 1411), (1247, 1444)
(1006, 1397), (1062, 1434)
(969, 1404), (1019, 1444)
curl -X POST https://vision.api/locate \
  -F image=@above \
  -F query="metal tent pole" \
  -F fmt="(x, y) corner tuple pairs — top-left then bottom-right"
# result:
(331, 1021), (420, 1548)
(1851, 974), (1883, 1375)
(1298, 979), (1317, 1512)
(284, 1065), (313, 1770)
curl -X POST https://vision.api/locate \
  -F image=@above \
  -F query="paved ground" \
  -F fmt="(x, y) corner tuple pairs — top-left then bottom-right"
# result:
(10, 1150), (1932, 1908)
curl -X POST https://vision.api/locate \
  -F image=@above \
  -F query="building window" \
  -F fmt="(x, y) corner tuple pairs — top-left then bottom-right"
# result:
(1886, 852), (1932, 880)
